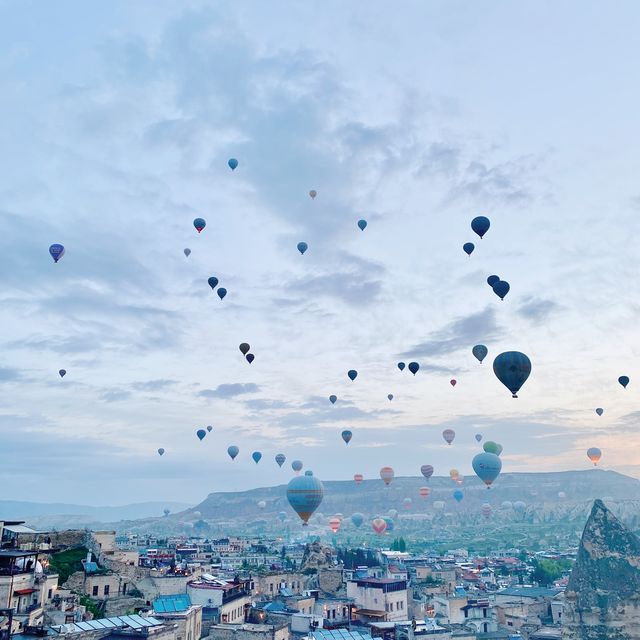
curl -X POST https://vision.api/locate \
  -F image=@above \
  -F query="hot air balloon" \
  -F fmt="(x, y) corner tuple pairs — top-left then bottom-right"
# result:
(49, 244), (65, 263)
(387, 394), (394, 401)
(442, 429), (455, 445)
(258, 500), (266, 510)
(246, 354), (255, 364)
(348, 369), (358, 381)
(483, 441), (501, 455)
(433, 501), (445, 513)
(275, 454), (286, 467)
(463, 242), (475, 256)
(471, 216), (490, 239)
(403, 497), (412, 510)
(292, 460), (303, 473)
(421, 465), (434, 479)
(453, 490), (464, 503)
(419, 487), (431, 499)
(472, 345), (488, 363)
(228, 446), (239, 460)
(157, 448), (165, 456)
(513, 501), (526, 515)
(341, 430), (353, 444)
(397, 362), (405, 371)
(475, 433), (483, 443)
(501, 500), (513, 510)
(450, 379), (457, 387)
(558, 491), (567, 500)
(329, 395), (337, 404)
(380, 467), (394, 486)
(207, 425), (213, 432)
(595, 408), (604, 416)
(58, 369), (66, 378)
(487, 275), (500, 287)
(286, 470), (324, 525)
(383, 516), (395, 532)
(309, 190), (317, 199)
(357, 219), (367, 231)
(252, 451), (262, 464)
(492, 280), (510, 300)
(329, 517), (341, 533)
(351, 512), (364, 528)
(354, 474), (363, 485)
(449, 469), (459, 480)
(193, 218), (206, 233)
(239, 343), (250, 355)
(481, 503), (492, 518)
(371, 518), (387, 535)
(208, 276), (219, 290)
(184, 248), (191, 257)
(196, 429), (206, 441)
(493, 351), (531, 398)
(217, 287), (227, 300)
(472, 452), (502, 487)
(408, 362), (419, 375)
(297, 242), (308, 255)
(228, 158), (238, 170)
(587, 447), (602, 465)
(619, 376), (630, 388)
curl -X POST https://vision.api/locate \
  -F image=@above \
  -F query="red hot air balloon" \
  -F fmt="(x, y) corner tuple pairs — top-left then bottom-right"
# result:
(354, 474), (364, 485)
(380, 467), (394, 486)
(419, 487), (431, 499)
(329, 517), (341, 533)
(372, 518), (387, 535)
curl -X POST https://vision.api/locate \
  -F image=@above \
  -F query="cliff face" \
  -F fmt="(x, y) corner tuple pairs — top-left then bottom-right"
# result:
(563, 499), (640, 639)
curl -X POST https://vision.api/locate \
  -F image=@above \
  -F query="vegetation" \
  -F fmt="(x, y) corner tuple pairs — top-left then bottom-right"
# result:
(530, 558), (573, 586)
(48, 547), (90, 585)
(79, 595), (101, 618)
(337, 548), (378, 568)
(390, 538), (407, 552)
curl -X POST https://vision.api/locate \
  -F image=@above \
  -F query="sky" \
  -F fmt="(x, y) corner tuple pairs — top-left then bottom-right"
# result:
(2, 0), (640, 505)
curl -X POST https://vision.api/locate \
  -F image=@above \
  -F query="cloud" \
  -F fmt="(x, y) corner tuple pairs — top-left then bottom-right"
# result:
(400, 306), (503, 358)
(198, 383), (260, 399)
(517, 296), (560, 322)
(0, 367), (23, 382)
(101, 389), (132, 403)
(131, 379), (177, 392)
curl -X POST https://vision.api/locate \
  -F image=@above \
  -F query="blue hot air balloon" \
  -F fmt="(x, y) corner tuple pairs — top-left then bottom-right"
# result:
(193, 218), (206, 233)
(348, 369), (358, 381)
(472, 451), (502, 487)
(493, 351), (531, 398)
(291, 460), (303, 473)
(208, 277), (219, 290)
(387, 394), (394, 401)
(275, 453), (286, 467)
(619, 376), (630, 389)
(471, 216), (490, 239)
(463, 242), (475, 256)
(227, 445), (239, 460)
(358, 219), (367, 231)
(58, 369), (66, 378)
(217, 287), (227, 300)
(329, 395), (337, 404)
(351, 512), (364, 528)
(341, 430), (353, 444)
(297, 242), (308, 255)
(475, 433), (483, 443)
(157, 448), (165, 456)
(408, 362), (419, 375)
(184, 248), (191, 257)
(487, 274), (500, 287)
(246, 354), (255, 364)
(472, 345), (488, 363)
(397, 362), (405, 371)
(595, 408), (604, 416)
(286, 471), (324, 525)
(196, 429), (206, 441)
(252, 451), (262, 464)
(49, 244), (65, 263)
(453, 490), (464, 502)
(383, 516), (395, 532)
(228, 158), (238, 170)
(207, 425), (213, 432)
(492, 280), (510, 300)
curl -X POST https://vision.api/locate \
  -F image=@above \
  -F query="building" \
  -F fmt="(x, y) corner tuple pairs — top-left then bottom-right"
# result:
(207, 622), (289, 640)
(253, 574), (304, 598)
(152, 594), (203, 640)
(346, 578), (408, 623)
(187, 577), (252, 626)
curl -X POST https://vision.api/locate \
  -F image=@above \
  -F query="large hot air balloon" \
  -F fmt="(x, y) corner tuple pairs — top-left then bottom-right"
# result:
(286, 470), (324, 525)
(397, 362), (405, 371)
(196, 429), (206, 441)
(475, 433), (483, 443)
(442, 429), (455, 445)
(208, 276), (219, 290)
(595, 407), (604, 416)
(184, 248), (191, 257)
(487, 275), (500, 287)
(358, 219), (367, 231)
(351, 512), (364, 528)
(472, 452), (502, 487)
(492, 280), (510, 300)
(371, 518), (387, 535)
(292, 460), (303, 473)
(380, 467), (394, 486)
(239, 343), (250, 355)
(252, 451), (262, 464)
(228, 158), (238, 170)
(387, 394), (394, 401)
(193, 218), (206, 233)
(157, 448), (165, 456)
(348, 369), (358, 381)
(329, 517), (341, 533)
(483, 441), (502, 456)
(49, 244), (65, 263)
(471, 216), (490, 239)
(419, 487), (431, 499)
(421, 464), (434, 479)
(217, 287), (227, 300)
(341, 430), (353, 444)
(453, 490), (464, 503)
(309, 190), (317, 199)
(463, 242), (475, 256)
(408, 362), (420, 375)
(297, 242), (308, 255)
(619, 376), (630, 389)
(493, 351), (531, 398)
(481, 503), (492, 518)
(275, 454), (286, 467)
(472, 345), (488, 364)
(227, 446), (239, 460)
(354, 474), (363, 485)
(403, 497), (412, 510)
(329, 395), (337, 404)
(58, 369), (66, 378)
(587, 447), (602, 466)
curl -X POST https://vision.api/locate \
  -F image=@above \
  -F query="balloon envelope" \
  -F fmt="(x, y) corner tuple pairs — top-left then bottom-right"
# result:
(380, 466), (394, 486)
(481, 503), (492, 518)
(397, 362), (405, 371)
(419, 487), (431, 499)
(387, 394), (393, 401)
(371, 518), (387, 534)
(275, 453), (286, 467)
(472, 345), (488, 363)
(358, 219), (367, 231)
(351, 512), (364, 528)
(228, 158), (238, 170)
(421, 464), (434, 479)
(619, 375), (630, 388)
(487, 275), (500, 287)
(472, 452), (502, 487)
(292, 460), (303, 473)
(184, 248), (191, 257)
(442, 429), (455, 445)
(329, 395), (337, 404)
(353, 474), (363, 484)
(471, 216), (490, 238)
(453, 490), (464, 503)
(196, 429), (206, 441)
(341, 430), (353, 444)
(239, 343), (250, 355)
(227, 446), (239, 460)
(252, 451), (262, 464)
(596, 407), (604, 416)
(483, 441), (501, 455)
(463, 242), (475, 256)
(492, 280), (510, 300)
(347, 369), (358, 381)
(157, 448), (165, 456)
(297, 242), (308, 255)
(450, 379), (457, 387)
(246, 354), (255, 364)
(587, 447), (602, 465)
(475, 433), (483, 443)
(309, 190), (317, 199)
(286, 472), (324, 525)
(408, 362), (419, 375)
(207, 425), (213, 432)
(493, 351), (531, 397)
(193, 218), (206, 233)
(208, 277), (219, 290)
(217, 287), (227, 300)
(329, 517), (341, 533)
(58, 369), (66, 378)
(49, 244), (65, 262)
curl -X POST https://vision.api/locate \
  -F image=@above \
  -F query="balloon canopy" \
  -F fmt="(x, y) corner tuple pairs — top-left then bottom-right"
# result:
(472, 452), (502, 487)
(471, 216), (490, 238)
(286, 471), (324, 525)
(493, 351), (532, 398)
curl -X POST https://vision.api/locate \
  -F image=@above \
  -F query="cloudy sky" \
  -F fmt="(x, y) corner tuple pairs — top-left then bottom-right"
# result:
(2, 0), (640, 505)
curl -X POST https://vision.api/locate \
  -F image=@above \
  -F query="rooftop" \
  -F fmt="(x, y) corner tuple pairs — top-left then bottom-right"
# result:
(153, 594), (192, 613)
(47, 615), (163, 635)
(498, 586), (562, 599)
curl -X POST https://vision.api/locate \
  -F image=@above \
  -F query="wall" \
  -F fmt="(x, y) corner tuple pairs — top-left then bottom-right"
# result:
(207, 623), (289, 640)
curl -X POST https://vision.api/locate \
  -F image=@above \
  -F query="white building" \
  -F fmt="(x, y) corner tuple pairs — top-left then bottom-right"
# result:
(346, 578), (408, 623)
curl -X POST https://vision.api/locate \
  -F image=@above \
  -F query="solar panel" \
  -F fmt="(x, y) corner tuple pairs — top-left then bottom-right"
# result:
(76, 622), (93, 631)
(86, 621), (104, 630)
(100, 619), (118, 628)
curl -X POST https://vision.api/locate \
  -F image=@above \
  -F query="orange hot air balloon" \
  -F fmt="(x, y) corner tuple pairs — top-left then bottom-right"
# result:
(419, 486), (431, 499)
(449, 469), (459, 480)
(372, 518), (387, 534)
(329, 517), (341, 533)
(380, 467), (394, 486)
(354, 474), (364, 485)
(587, 447), (602, 465)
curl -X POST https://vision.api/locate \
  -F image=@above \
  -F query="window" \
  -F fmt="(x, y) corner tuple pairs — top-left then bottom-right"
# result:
(104, 585), (110, 596)
(48, 589), (53, 599)
(92, 586), (99, 596)
(483, 608), (487, 618)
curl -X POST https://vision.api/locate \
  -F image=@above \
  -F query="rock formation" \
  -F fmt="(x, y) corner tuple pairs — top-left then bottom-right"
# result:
(563, 499), (640, 639)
